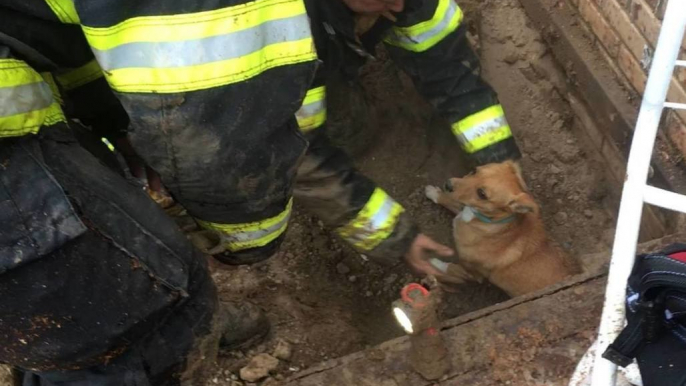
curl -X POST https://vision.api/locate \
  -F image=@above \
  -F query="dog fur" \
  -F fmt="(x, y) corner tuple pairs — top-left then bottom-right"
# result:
(425, 161), (581, 297)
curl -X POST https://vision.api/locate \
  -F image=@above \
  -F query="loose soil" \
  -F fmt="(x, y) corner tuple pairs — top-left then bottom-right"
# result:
(206, 0), (617, 384)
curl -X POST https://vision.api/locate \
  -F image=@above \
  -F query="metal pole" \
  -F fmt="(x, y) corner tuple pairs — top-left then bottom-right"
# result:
(591, 1), (686, 385)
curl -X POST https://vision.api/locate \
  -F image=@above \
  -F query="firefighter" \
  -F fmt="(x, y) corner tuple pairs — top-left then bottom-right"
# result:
(0, 0), (520, 384)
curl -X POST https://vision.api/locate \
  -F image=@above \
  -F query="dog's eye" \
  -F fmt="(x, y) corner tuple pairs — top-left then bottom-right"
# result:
(477, 188), (488, 200)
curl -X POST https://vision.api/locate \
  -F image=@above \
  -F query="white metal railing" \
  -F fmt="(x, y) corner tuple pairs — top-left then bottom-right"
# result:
(588, 0), (686, 385)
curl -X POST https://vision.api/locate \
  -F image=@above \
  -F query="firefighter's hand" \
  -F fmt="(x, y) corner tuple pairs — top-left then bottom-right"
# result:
(113, 137), (163, 192)
(405, 234), (454, 277)
(341, 0), (404, 13)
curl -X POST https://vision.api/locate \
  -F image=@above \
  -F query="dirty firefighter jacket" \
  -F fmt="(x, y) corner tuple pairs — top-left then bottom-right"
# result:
(0, 0), (420, 265)
(0, 0), (519, 264)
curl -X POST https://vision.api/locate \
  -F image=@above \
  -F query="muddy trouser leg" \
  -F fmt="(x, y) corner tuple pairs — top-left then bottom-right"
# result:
(0, 125), (219, 385)
(125, 100), (308, 264)
(294, 130), (418, 264)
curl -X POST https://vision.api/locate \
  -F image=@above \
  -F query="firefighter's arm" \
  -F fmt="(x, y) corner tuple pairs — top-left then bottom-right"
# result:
(383, 0), (521, 165)
(294, 84), (452, 270)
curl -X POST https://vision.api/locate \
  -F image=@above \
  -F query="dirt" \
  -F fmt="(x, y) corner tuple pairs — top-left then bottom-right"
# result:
(203, 0), (617, 385)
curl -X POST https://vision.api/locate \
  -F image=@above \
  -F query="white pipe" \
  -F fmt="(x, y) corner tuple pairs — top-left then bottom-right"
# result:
(644, 185), (686, 213)
(591, 1), (686, 385)
(676, 60), (686, 67)
(664, 102), (686, 110)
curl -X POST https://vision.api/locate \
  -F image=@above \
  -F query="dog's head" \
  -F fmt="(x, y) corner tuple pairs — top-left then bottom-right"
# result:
(445, 161), (538, 218)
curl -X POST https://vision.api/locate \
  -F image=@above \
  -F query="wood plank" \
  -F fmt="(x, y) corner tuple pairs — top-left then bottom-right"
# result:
(285, 233), (686, 386)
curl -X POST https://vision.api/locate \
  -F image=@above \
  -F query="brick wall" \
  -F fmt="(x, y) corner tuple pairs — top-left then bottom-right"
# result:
(567, 0), (686, 157)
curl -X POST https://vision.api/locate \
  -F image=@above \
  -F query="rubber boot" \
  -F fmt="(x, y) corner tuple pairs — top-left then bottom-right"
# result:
(216, 302), (271, 352)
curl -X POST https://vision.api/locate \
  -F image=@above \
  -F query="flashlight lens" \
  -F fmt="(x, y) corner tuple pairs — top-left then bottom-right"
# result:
(393, 307), (414, 334)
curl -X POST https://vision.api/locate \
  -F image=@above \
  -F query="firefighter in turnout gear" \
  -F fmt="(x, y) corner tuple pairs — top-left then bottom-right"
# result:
(0, 0), (521, 384)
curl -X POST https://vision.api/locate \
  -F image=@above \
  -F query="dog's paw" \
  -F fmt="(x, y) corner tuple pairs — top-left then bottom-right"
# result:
(425, 185), (441, 204)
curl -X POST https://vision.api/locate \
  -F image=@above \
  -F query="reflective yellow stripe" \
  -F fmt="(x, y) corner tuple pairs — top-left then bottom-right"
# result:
(40, 73), (67, 126)
(82, 0), (316, 93)
(102, 138), (115, 152)
(197, 198), (293, 251)
(451, 104), (513, 153)
(337, 188), (404, 251)
(56, 60), (104, 91)
(0, 60), (65, 138)
(384, 0), (463, 52)
(45, 0), (80, 24)
(296, 86), (326, 133)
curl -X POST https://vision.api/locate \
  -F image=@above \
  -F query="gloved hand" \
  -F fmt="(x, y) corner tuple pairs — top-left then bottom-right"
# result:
(404, 234), (454, 277)
(114, 137), (163, 192)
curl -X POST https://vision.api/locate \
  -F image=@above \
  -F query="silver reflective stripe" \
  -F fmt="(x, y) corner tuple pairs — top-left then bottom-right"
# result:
(389, 0), (458, 46)
(93, 14), (311, 71)
(345, 196), (395, 244)
(0, 82), (53, 117)
(456, 116), (508, 145)
(221, 211), (292, 244)
(296, 99), (324, 120)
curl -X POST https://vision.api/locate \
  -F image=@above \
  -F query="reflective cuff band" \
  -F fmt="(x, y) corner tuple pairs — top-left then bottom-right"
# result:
(0, 60), (65, 138)
(296, 86), (326, 133)
(451, 104), (513, 154)
(384, 0), (463, 52)
(197, 198), (293, 252)
(337, 188), (405, 252)
(56, 60), (104, 91)
(45, 0), (80, 24)
(102, 138), (115, 152)
(83, 0), (317, 93)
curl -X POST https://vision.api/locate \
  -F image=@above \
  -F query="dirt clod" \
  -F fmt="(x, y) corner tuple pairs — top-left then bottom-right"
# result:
(272, 339), (292, 361)
(239, 354), (279, 382)
(554, 212), (569, 225)
(336, 263), (351, 275)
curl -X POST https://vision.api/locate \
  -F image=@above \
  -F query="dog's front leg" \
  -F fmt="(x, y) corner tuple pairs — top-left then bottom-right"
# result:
(425, 185), (463, 214)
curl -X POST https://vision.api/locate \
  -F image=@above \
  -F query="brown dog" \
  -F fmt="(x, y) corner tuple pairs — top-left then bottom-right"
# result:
(425, 161), (581, 297)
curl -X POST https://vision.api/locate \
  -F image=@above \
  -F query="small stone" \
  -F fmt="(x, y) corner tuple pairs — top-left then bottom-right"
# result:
(336, 263), (351, 275)
(348, 275), (357, 283)
(583, 210), (594, 218)
(554, 212), (568, 224)
(365, 291), (373, 297)
(273, 339), (292, 361)
(384, 274), (398, 286)
(239, 354), (280, 382)
(503, 52), (520, 64)
(229, 381), (244, 386)
(550, 164), (562, 174)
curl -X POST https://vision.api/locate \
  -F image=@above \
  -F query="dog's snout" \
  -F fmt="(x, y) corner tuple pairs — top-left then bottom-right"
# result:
(444, 180), (454, 192)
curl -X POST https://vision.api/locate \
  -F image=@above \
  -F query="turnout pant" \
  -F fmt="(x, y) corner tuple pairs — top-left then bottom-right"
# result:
(0, 125), (218, 386)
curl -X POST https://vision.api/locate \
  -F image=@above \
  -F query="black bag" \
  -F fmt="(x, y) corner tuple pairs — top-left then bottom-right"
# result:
(604, 243), (686, 386)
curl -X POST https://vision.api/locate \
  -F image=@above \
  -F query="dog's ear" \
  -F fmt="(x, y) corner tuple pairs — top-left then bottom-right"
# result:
(507, 161), (529, 191)
(508, 192), (537, 214)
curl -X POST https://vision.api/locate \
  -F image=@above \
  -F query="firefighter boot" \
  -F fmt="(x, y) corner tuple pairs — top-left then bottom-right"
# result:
(217, 302), (271, 352)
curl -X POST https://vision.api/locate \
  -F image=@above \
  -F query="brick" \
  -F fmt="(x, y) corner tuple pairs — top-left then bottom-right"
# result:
(667, 78), (686, 124)
(579, 0), (621, 57)
(617, 44), (647, 94)
(595, 0), (648, 62)
(665, 113), (686, 162)
(631, 0), (686, 51)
